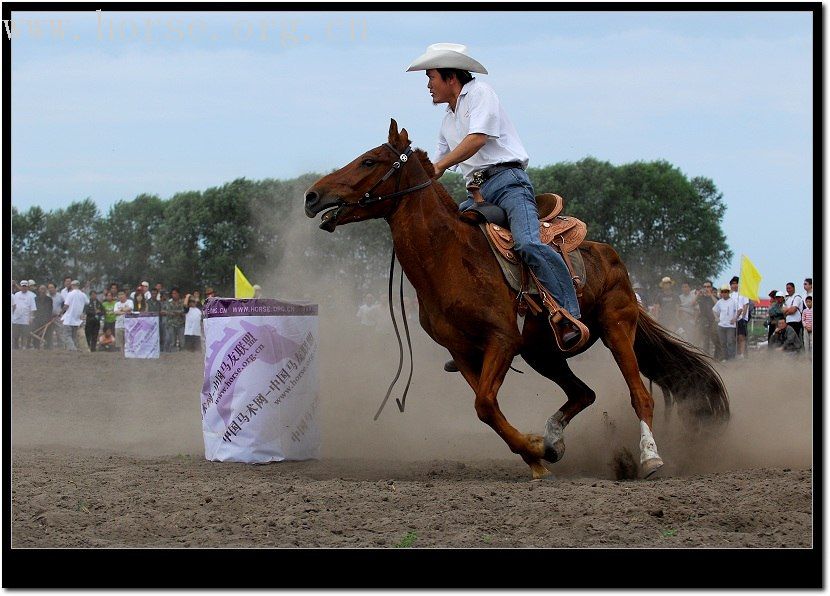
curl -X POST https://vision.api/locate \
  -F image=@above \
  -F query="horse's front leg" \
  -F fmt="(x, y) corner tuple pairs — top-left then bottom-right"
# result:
(456, 342), (550, 480)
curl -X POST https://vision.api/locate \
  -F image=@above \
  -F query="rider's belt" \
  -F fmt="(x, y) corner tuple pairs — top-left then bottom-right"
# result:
(471, 161), (525, 187)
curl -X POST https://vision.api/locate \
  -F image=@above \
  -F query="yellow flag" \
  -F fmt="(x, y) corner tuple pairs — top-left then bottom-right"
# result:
(738, 254), (762, 301)
(234, 265), (255, 299)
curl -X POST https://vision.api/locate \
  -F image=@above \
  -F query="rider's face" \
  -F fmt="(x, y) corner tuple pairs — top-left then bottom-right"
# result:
(426, 69), (452, 105)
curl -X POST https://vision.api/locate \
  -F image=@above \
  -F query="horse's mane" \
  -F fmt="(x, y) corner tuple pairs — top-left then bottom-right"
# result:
(412, 147), (466, 215)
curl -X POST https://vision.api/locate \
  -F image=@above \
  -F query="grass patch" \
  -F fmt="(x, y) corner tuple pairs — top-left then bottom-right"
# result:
(660, 529), (677, 538)
(394, 531), (417, 548)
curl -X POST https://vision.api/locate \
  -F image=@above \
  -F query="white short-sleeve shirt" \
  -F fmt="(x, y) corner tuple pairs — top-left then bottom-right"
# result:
(784, 294), (804, 323)
(12, 290), (37, 324)
(712, 298), (737, 328)
(436, 78), (529, 186)
(114, 299), (134, 329)
(185, 307), (203, 337)
(61, 289), (89, 326)
(730, 291), (750, 321)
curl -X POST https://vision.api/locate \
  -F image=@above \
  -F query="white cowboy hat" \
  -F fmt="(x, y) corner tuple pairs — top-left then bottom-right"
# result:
(659, 276), (675, 286)
(406, 43), (488, 74)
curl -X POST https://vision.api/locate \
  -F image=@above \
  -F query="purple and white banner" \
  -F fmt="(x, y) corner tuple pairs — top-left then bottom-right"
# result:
(124, 313), (160, 359)
(200, 298), (320, 463)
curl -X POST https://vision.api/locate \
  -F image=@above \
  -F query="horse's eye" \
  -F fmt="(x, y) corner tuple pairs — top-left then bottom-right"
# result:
(361, 159), (376, 167)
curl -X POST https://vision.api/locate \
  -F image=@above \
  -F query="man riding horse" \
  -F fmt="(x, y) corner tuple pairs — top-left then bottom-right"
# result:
(407, 43), (588, 367)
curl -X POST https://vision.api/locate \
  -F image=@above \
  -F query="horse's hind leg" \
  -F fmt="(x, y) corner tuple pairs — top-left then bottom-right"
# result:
(456, 341), (550, 480)
(600, 311), (664, 477)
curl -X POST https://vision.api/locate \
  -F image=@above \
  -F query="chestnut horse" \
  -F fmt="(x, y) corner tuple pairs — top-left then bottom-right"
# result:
(304, 120), (729, 480)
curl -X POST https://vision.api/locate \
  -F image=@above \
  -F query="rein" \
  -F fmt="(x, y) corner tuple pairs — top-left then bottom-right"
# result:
(373, 249), (415, 421)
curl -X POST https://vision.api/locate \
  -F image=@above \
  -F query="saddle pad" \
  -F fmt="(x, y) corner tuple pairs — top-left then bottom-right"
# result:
(480, 224), (586, 296)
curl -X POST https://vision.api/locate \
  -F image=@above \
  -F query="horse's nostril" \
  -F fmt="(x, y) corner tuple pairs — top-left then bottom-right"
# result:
(305, 191), (318, 203)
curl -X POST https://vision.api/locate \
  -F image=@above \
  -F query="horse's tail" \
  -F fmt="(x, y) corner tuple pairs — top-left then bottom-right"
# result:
(633, 308), (730, 424)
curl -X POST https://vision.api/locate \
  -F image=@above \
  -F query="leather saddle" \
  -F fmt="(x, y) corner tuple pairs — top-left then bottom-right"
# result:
(459, 193), (590, 353)
(460, 193), (588, 292)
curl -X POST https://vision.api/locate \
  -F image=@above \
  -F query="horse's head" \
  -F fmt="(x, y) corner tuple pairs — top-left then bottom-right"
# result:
(304, 119), (433, 232)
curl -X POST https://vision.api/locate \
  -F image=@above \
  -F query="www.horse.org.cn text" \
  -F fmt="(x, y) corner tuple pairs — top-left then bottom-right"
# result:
(3, 12), (368, 46)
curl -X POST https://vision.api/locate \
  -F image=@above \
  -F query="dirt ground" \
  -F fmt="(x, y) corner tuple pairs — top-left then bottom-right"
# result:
(10, 306), (814, 553)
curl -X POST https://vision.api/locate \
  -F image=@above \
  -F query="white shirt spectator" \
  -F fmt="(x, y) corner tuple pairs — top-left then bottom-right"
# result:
(356, 301), (382, 327)
(435, 78), (530, 187)
(61, 289), (89, 326)
(185, 306), (203, 337)
(730, 291), (750, 322)
(114, 298), (134, 329)
(49, 290), (64, 316)
(130, 290), (152, 301)
(712, 298), (737, 328)
(784, 293), (804, 324)
(12, 290), (37, 324)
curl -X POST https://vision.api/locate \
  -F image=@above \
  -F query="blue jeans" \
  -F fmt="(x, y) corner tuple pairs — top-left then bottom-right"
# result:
(461, 168), (580, 317)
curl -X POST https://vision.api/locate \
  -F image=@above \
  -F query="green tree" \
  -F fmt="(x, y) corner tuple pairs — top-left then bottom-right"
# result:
(528, 158), (731, 288)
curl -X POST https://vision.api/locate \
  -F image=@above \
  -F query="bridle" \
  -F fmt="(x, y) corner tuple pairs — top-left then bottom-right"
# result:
(357, 143), (433, 207)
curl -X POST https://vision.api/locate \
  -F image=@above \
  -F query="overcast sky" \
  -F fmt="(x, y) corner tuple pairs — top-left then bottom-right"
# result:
(10, 9), (814, 290)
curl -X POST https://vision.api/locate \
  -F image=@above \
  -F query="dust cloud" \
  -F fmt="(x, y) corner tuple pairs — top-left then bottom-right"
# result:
(10, 204), (814, 479)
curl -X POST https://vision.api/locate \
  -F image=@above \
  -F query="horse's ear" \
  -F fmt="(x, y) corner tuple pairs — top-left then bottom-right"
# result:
(388, 118), (400, 144)
(399, 127), (410, 148)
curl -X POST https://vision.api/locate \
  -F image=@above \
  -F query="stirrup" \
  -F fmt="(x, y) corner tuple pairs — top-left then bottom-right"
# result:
(548, 309), (590, 353)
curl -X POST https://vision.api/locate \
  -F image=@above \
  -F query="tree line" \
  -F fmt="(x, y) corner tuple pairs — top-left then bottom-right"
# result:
(11, 157), (732, 296)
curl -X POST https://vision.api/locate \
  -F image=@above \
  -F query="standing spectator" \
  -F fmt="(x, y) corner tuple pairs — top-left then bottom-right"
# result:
(158, 290), (169, 350)
(729, 276), (750, 359)
(107, 282), (120, 298)
(46, 283), (64, 349)
(11, 280), (37, 349)
(154, 282), (165, 296)
(696, 280), (721, 358)
(60, 280), (89, 351)
(631, 280), (644, 306)
(769, 318), (803, 355)
(131, 281), (151, 302)
(356, 293), (382, 327)
(712, 285), (738, 362)
(677, 282), (697, 341)
(32, 284), (53, 350)
(782, 282), (804, 346)
(654, 276), (680, 331)
(113, 290), (134, 352)
(147, 288), (163, 351)
(765, 290), (786, 345)
(192, 290), (203, 306)
(184, 296), (203, 352)
(101, 291), (117, 336)
(164, 288), (186, 352)
(132, 290), (149, 313)
(802, 295), (813, 358)
(60, 276), (73, 301)
(204, 287), (217, 303)
(803, 278), (813, 298)
(83, 290), (104, 352)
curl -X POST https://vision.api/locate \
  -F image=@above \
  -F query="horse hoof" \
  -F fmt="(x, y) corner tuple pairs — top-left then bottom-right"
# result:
(641, 457), (664, 479)
(543, 438), (565, 463)
(529, 462), (552, 481)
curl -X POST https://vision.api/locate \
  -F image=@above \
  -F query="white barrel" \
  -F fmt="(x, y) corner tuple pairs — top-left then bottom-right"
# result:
(124, 313), (160, 359)
(200, 298), (320, 463)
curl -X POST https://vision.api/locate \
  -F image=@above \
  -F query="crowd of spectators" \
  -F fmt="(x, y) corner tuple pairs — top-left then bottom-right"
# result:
(639, 275), (813, 363)
(11, 277), (217, 355)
